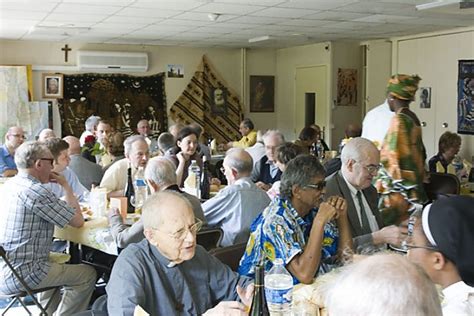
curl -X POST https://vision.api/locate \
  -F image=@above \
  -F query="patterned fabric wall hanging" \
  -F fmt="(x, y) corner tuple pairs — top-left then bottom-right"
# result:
(58, 73), (167, 138)
(458, 60), (474, 135)
(169, 55), (243, 143)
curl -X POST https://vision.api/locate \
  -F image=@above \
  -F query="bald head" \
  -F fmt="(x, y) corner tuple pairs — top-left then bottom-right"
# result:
(5, 126), (25, 149)
(345, 123), (362, 138)
(142, 191), (193, 230)
(38, 129), (56, 142)
(63, 136), (81, 155)
(223, 148), (253, 183)
(341, 137), (380, 190)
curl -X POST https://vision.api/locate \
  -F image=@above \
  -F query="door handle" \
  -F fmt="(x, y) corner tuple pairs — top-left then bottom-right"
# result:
(421, 121), (427, 127)
(442, 122), (448, 128)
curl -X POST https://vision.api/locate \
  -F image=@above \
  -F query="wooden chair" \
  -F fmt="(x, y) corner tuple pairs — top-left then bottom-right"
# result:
(424, 172), (460, 201)
(0, 246), (60, 316)
(196, 227), (223, 251)
(209, 243), (247, 272)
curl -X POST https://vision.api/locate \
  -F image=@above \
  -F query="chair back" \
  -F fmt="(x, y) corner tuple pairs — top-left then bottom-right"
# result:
(196, 227), (223, 251)
(425, 172), (460, 201)
(209, 243), (247, 272)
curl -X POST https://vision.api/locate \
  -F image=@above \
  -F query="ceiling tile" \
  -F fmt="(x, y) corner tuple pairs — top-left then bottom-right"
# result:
(44, 13), (107, 23)
(249, 7), (319, 18)
(193, 3), (266, 15)
(115, 7), (181, 18)
(277, 0), (358, 11)
(225, 15), (283, 25)
(103, 15), (159, 24)
(172, 11), (239, 22)
(54, 3), (123, 15)
(304, 10), (369, 21)
(130, 0), (203, 10)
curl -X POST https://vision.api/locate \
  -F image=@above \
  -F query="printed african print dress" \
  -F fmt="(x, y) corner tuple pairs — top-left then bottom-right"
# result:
(375, 111), (427, 225)
(237, 197), (339, 284)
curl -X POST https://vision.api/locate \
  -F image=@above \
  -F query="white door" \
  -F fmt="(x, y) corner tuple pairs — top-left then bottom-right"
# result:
(295, 65), (328, 141)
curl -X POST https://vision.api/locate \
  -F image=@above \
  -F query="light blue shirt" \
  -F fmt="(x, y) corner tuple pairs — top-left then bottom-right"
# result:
(43, 167), (89, 201)
(202, 177), (271, 247)
(0, 144), (17, 173)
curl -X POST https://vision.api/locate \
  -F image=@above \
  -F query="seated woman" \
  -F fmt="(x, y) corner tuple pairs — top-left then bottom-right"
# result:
(166, 126), (202, 187)
(238, 155), (352, 284)
(293, 127), (317, 154)
(267, 142), (303, 199)
(428, 131), (461, 174)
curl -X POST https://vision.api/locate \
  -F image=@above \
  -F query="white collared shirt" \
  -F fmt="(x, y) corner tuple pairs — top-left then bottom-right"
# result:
(361, 100), (395, 149)
(341, 173), (379, 232)
(442, 281), (474, 316)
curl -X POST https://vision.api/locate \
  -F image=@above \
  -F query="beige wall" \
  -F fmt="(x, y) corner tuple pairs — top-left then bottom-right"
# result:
(275, 42), (331, 141)
(330, 42), (363, 149)
(364, 40), (392, 112)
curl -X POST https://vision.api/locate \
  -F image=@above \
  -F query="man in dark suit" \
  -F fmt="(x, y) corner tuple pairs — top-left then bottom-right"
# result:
(325, 137), (406, 252)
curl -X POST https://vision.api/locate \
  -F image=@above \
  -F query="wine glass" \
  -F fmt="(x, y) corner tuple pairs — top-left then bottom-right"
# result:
(130, 195), (144, 216)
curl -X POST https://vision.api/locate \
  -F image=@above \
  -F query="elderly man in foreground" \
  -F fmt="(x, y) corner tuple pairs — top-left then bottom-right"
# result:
(108, 157), (206, 249)
(325, 253), (442, 315)
(0, 141), (96, 315)
(325, 137), (407, 251)
(106, 191), (253, 315)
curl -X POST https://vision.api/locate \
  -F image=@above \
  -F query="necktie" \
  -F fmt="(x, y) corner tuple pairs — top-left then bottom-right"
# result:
(356, 191), (371, 234)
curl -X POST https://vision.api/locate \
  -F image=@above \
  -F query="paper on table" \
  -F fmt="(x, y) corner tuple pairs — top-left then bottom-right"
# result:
(134, 305), (149, 316)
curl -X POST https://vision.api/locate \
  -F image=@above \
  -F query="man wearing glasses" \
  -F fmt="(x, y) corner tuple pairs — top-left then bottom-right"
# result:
(325, 137), (406, 251)
(406, 196), (474, 315)
(0, 141), (96, 315)
(1, 126), (26, 177)
(107, 191), (254, 315)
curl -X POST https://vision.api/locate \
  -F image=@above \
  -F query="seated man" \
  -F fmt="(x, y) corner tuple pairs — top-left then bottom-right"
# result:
(136, 119), (158, 155)
(325, 253), (442, 316)
(157, 132), (175, 156)
(106, 191), (253, 315)
(222, 118), (257, 150)
(80, 115), (101, 146)
(0, 141), (96, 315)
(64, 136), (104, 190)
(37, 128), (56, 142)
(251, 130), (285, 191)
(0, 126), (25, 177)
(95, 120), (112, 166)
(109, 157), (206, 248)
(100, 135), (149, 197)
(407, 196), (474, 315)
(43, 138), (89, 203)
(239, 155), (353, 284)
(203, 148), (270, 247)
(325, 137), (406, 252)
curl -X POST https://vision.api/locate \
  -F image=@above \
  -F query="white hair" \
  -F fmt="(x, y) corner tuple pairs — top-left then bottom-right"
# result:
(144, 157), (177, 187)
(340, 137), (378, 165)
(14, 141), (51, 169)
(85, 115), (101, 131)
(262, 129), (285, 145)
(142, 191), (192, 230)
(123, 135), (147, 155)
(325, 253), (442, 316)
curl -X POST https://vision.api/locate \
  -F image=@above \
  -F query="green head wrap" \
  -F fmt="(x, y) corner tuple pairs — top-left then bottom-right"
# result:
(386, 74), (421, 101)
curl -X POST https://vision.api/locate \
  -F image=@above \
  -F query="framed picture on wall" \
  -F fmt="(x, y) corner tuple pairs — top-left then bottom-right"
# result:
(42, 73), (63, 99)
(419, 87), (431, 109)
(250, 75), (275, 112)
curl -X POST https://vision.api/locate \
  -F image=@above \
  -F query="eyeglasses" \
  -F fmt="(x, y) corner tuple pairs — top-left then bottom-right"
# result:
(304, 180), (326, 191)
(220, 166), (226, 174)
(357, 162), (381, 175)
(39, 158), (55, 165)
(10, 134), (26, 140)
(154, 218), (203, 241)
(403, 244), (439, 252)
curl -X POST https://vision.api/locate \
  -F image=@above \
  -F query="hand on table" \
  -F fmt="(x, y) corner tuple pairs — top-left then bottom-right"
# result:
(255, 181), (271, 191)
(203, 301), (248, 316)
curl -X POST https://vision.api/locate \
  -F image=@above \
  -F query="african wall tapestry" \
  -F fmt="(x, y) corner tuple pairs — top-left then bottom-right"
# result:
(336, 68), (357, 106)
(458, 60), (474, 135)
(58, 73), (167, 138)
(169, 55), (243, 143)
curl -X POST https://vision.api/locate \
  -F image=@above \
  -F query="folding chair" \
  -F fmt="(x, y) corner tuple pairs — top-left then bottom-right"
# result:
(209, 243), (247, 272)
(0, 246), (60, 316)
(196, 227), (223, 251)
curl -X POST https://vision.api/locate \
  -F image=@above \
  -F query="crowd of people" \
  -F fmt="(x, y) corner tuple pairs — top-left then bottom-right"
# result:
(0, 74), (473, 315)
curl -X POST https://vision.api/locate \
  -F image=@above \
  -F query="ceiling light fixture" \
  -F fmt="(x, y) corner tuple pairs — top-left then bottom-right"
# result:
(208, 13), (221, 21)
(248, 35), (271, 43)
(416, 0), (459, 10)
(29, 24), (91, 35)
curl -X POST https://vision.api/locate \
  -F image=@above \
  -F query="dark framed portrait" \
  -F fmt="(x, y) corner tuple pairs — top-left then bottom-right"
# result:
(250, 75), (274, 112)
(42, 73), (63, 99)
(210, 86), (227, 115)
(419, 87), (431, 109)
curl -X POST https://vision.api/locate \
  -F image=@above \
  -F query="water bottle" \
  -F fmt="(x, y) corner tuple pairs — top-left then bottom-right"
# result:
(188, 160), (201, 199)
(264, 258), (293, 315)
(133, 167), (147, 214)
(452, 155), (463, 178)
(316, 139), (325, 161)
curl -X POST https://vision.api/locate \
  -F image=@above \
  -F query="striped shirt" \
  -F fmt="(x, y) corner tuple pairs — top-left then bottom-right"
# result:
(0, 173), (75, 294)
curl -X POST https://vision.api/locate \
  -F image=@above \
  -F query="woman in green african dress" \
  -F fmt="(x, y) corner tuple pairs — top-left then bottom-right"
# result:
(375, 74), (428, 225)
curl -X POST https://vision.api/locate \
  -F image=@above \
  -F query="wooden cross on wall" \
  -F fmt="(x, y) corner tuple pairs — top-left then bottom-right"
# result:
(61, 44), (71, 62)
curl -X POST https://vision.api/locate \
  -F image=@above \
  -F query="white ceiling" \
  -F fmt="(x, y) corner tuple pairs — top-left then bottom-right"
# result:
(0, 0), (473, 48)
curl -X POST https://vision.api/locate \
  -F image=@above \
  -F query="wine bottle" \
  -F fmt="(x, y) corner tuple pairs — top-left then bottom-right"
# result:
(124, 167), (135, 213)
(249, 265), (270, 316)
(200, 156), (211, 200)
